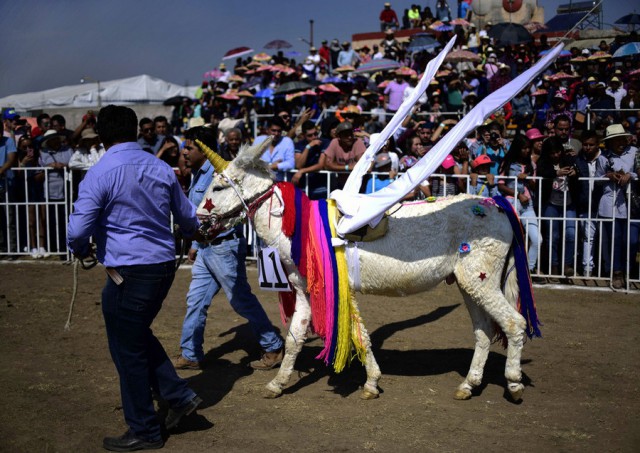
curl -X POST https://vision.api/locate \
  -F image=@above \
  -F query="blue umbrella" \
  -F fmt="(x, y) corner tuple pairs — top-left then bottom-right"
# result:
(255, 88), (274, 98)
(613, 42), (640, 58)
(321, 75), (343, 83)
(352, 58), (401, 74)
(406, 33), (440, 53)
(285, 50), (301, 57)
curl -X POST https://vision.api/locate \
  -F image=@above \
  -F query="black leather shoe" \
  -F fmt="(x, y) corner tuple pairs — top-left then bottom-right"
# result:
(102, 430), (163, 451)
(165, 395), (203, 430)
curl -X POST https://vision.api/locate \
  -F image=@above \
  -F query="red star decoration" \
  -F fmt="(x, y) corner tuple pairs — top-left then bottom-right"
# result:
(203, 198), (215, 212)
(479, 272), (487, 281)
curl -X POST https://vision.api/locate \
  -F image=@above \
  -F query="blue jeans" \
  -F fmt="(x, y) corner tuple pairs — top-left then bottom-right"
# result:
(102, 260), (196, 441)
(180, 237), (283, 362)
(601, 218), (640, 274)
(517, 202), (541, 272)
(579, 212), (598, 275)
(543, 203), (577, 267)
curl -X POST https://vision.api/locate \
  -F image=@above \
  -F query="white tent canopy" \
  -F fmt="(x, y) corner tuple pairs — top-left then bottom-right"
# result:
(0, 74), (197, 111)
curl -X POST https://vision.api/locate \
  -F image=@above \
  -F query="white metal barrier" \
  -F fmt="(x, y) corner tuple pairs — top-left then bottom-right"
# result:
(2, 167), (638, 291)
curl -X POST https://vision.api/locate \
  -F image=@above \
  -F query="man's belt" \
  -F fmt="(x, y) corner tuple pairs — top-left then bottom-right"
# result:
(209, 231), (242, 246)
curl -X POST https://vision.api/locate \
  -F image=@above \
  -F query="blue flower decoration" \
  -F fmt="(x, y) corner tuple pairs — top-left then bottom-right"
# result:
(459, 242), (471, 254)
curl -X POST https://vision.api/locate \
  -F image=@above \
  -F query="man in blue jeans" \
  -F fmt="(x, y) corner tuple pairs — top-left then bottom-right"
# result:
(174, 125), (284, 371)
(68, 105), (203, 451)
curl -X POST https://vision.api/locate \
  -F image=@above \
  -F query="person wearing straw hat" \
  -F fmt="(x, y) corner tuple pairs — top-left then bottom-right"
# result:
(379, 2), (399, 31)
(174, 125), (285, 371)
(595, 124), (638, 289)
(606, 77), (627, 110)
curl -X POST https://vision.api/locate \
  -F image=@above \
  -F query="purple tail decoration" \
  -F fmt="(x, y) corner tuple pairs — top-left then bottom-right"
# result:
(492, 195), (542, 338)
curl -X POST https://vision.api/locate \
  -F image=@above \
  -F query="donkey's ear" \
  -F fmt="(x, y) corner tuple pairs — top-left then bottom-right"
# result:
(235, 136), (273, 168)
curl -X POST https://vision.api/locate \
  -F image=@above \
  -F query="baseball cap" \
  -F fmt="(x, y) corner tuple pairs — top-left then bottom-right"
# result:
(471, 154), (492, 169)
(441, 154), (456, 170)
(335, 121), (354, 135)
(2, 108), (19, 121)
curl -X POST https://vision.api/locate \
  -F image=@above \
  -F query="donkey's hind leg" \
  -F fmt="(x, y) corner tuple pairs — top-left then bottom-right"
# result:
(264, 292), (311, 398)
(454, 291), (494, 400)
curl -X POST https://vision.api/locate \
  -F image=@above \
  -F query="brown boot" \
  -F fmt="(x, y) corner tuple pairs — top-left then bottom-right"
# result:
(250, 348), (284, 370)
(173, 355), (201, 370)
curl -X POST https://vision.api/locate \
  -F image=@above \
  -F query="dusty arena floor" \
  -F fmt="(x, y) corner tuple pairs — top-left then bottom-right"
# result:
(1, 262), (639, 452)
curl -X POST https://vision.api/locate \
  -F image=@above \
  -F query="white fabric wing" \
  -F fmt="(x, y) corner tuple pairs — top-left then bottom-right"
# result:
(341, 37), (457, 194)
(333, 44), (565, 236)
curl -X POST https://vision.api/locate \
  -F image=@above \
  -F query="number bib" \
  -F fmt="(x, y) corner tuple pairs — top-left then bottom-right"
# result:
(257, 247), (291, 291)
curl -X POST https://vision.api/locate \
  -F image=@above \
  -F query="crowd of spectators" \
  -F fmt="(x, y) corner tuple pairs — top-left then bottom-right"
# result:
(1, 2), (639, 289)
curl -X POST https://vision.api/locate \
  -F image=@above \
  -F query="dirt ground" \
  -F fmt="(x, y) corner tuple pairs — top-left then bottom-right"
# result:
(1, 261), (639, 453)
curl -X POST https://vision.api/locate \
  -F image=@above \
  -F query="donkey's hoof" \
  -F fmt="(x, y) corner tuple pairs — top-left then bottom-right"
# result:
(453, 388), (472, 400)
(263, 383), (282, 399)
(508, 382), (524, 401)
(360, 388), (379, 400)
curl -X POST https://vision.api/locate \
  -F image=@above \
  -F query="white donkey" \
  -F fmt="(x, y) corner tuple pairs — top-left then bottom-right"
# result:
(196, 138), (536, 402)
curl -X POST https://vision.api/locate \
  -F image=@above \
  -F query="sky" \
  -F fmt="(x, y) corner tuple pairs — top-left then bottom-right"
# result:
(0, 0), (632, 99)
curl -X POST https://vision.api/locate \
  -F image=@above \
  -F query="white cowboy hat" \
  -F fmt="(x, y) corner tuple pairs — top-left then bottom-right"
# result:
(603, 124), (631, 140)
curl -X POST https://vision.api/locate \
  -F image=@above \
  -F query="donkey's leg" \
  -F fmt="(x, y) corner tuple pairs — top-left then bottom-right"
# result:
(454, 291), (493, 400)
(457, 273), (527, 401)
(357, 320), (382, 400)
(264, 291), (311, 398)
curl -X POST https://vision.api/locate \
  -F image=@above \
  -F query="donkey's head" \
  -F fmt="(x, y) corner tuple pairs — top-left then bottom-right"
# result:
(197, 137), (275, 239)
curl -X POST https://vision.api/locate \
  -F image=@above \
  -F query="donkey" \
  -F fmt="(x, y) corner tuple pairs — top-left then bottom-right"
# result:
(196, 138), (536, 402)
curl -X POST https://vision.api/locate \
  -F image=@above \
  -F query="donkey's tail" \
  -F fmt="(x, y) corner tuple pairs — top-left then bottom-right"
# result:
(493, 196), (542, 339)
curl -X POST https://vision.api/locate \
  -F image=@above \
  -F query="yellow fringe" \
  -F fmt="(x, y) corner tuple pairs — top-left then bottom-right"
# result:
(327, 200), (367, 372)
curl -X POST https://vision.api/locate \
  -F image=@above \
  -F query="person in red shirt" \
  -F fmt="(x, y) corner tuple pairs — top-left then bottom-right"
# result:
(379, 2), (399, 31)
(318, 40), (331, 70)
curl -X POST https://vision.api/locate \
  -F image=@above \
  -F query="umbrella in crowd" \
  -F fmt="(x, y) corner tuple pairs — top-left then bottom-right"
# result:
(450, 18), (470, 27)
(352, 58), (401, 74)
(488, 22), (532, 46)
(318, 83), (341, 93)
(588, 51), (611, 60)
(204, 68), (224, 80)
(253, 52), (272, 62)
(163, 95), (190, 106)
(218, 92), (240, 101)
(523, 21), (547, 33)
(377, 80), (390, 89)
(264, 39), (293, 49)
(570, 56), (588, 63)
(429, 20), (453, 32)
(406, 33), (440, 52)
(396, 66), (417, 76)
(237, 90), (254, 98)
(254, 88), (274, 98)
(531, 89), (548, 97)
(444, 49), (481, 63)
(334, 65), (355, 73)
(285, 50), (301, 57)
(549, 71), (577, 81)
(613, 42), (640, 58)
(273, 81), (312, 95)
(615, 13), (640, 30)
(222, 46), (254, 60)
(630, 68), (640, 76)
(321, 75), (343, 83)
(228, 74), (245, 83)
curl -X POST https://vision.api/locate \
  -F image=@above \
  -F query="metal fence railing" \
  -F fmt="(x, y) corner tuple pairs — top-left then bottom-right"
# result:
(2, 167), (638, 292)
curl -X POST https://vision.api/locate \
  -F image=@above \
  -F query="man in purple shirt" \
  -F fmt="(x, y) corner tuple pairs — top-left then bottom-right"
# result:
(384, 72), (409, 113)
(67, 105), (203, 451)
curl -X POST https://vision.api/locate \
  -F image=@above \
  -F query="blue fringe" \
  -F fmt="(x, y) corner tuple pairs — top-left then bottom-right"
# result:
(492, 195), (542, 338)
(291, 188), (303, 266)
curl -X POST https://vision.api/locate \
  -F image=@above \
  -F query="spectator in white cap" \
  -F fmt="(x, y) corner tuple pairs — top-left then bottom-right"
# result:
(606, 77), (627, 110)
(303, 47), (321, 81)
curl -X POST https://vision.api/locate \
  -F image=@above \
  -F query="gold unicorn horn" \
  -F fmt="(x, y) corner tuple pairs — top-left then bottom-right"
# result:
(196, 139), (230, 173)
